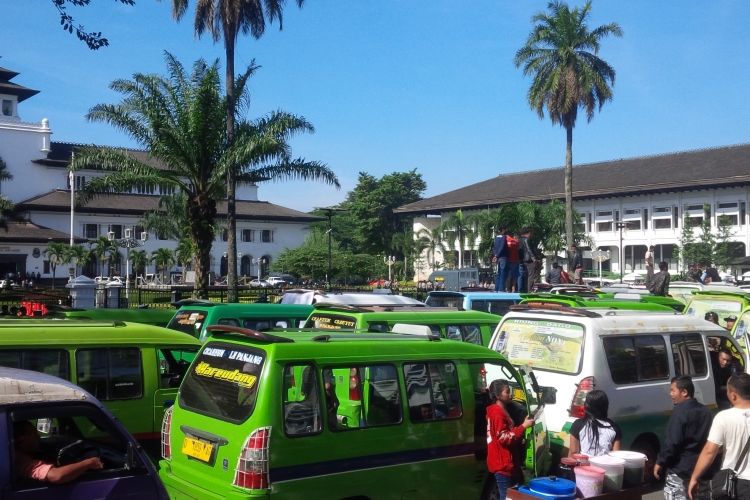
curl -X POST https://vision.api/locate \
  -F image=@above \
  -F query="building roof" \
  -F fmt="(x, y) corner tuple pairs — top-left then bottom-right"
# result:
(32, 141), (165, 169)
(0, 220), (86, 244)
(0, 66), (39, 102)
(396, 144), (750, 215)
(17, 190), (323, 223)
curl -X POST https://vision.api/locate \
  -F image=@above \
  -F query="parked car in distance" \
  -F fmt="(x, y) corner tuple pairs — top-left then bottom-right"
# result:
(281, 289), (426, 307)
(0, 367), (168, 498)
(249, 278), (269, 288)
(265, 277), (287, 287)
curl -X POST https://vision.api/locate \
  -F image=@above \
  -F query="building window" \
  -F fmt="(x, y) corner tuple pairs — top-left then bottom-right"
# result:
(83, 224), (98, 239)
(654, 218), (671, 230)
(719, 214), (739, 226)
(741, 202), (746, 226)
(76, 176), (86, 190)
(653, 206), (672, 230)
(261, 230), (274, 243)
(241, 229), (254, 242)
(108, 224), (122, 239)
(595, 210), (614, 232)
(717, 202), (740, 227)
(43, 260), (50, 274)
(221, 229), (228, 242)
(1, 99), (12, 117)
(623, 208), (641, 230)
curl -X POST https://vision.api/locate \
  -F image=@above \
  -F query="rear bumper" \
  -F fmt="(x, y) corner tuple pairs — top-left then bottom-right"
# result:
(159, 461), (269, 499)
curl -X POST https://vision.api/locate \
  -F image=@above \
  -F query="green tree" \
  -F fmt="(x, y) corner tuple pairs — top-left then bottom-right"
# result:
(416, 226), (445, 273)
(151, 248), (175, 283)
(65, 244), (92, 277)
(49, 0), (134, 50)
(0, 155), (15, 228)
(141, 192), (191, 241)
(130, 249), (149, 277)
(342, 170), (426, 256)
(514, 1), (622, 253)
(440, 209), (474, 269)
(91, 236), (118, 277)
(677, 205), (735, 271)
(167, 0), (307, 303)
(175, 238), (197, 270)
(44, 242), (69, 287)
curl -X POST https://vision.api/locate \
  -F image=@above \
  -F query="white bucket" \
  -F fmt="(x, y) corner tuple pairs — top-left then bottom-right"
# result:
(589, 455), (625, 492)
(608, 450), (647, 487)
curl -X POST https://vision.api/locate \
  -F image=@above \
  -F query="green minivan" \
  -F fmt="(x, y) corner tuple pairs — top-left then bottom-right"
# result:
(304, 305), (502, 346)
(60, 307), (176, 327)
(159, 327), (553, 499)
(520, 293), (679, 313)
(167, 302), (314, 342)
(0, 320), (201, 455)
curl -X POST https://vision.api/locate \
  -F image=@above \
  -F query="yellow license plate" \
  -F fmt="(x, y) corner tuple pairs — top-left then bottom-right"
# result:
(182, 436), (214, 462)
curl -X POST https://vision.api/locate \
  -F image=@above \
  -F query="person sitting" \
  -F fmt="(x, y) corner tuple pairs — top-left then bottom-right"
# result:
(725, 315), (737, 332)
(569, 390), (622, 457)
(13, 421), (103, 484)
(704, 311), (719, 325)
(713, 348), (743, 410)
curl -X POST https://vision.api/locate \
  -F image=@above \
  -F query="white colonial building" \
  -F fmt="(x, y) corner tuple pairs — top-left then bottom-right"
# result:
(0, 65), (321, 283)
(397, 144), (750, 280)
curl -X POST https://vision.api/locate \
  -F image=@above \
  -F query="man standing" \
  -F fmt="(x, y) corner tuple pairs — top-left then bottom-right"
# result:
(648, 261), (671, 296)
(519, 227), (540, 292)
(569, 244), (584, 285)
(689, 373), (750, 499)
(654, 376), (713, 500)
(492, 225), (508, 292)
(645, 245), (655, 282)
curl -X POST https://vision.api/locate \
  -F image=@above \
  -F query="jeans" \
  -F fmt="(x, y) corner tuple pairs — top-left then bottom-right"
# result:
(496, 259), (520, 292)
(664, 472), (711, 500)
(494, 472), (513, 500)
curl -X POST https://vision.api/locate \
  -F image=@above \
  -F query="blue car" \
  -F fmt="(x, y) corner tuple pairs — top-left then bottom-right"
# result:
(0, 367), (167, 499)
(425, 290), (522, 316)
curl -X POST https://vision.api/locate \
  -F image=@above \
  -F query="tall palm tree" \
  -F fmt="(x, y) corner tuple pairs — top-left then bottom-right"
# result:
(91, 236), (118, 277)
(44, 242), (68, 288)
(416, 226), (445, 273)
(440, 210), (475, 269)
(175, 238), (197, 270)
(167, 0), (306, 303)
(0, 155), (14, 228)
(151, 248), (176, 284)
(130, 249), (150, 278)
(65, 244), (92, 277)
(514, 1), (622, 252)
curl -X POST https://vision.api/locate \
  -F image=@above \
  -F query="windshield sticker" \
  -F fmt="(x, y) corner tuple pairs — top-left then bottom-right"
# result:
(203, 347), (226, 357)
(310, 315), (356, 329)
(194, 361), (258, 388)
(502, 319), (584, 374)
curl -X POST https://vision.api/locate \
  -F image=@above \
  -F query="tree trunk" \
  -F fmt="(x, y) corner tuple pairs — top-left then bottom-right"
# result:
(225, 31), (239, 303)
(564, 124), (574, 260)
(188, 195), (217, 299)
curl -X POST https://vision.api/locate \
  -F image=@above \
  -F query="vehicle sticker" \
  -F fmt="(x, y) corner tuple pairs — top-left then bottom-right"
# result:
(309, 315), (356, 329)
(194, 361), (258, 388)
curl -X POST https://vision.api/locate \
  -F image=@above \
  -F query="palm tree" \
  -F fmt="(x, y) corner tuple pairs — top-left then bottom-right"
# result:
(130, 250), (149, 279)
(440, 209), (475, 269)
(151, 248), (175, 284)
(0, 155), (14, 228)
(91, 236), (118, 277)
(65, 244), (92, 277)
(416, 227), (445, 273)
(167, 0), (307, 303)
(44, 242), (68, 288)
(175, 238), (196, 271)
(514, 1), (622, 252)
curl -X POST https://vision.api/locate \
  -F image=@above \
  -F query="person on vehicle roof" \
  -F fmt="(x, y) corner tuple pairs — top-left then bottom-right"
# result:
(486, 380), (534, 499)
(648, 261), (671, 296)
(13, 420), (103, 484)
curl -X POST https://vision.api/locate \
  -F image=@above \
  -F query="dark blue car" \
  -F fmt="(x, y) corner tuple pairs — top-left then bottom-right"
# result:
(0, 367), (167, 499)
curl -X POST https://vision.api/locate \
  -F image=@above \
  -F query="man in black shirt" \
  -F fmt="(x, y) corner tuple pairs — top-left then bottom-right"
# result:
(654, 376), (713, 500)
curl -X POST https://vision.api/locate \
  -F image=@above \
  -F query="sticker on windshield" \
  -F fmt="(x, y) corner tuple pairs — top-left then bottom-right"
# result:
(194, 361), (258, 388)
(501, 319), (584, 374)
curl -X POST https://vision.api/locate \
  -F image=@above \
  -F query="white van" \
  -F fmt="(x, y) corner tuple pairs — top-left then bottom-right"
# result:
(487, 305), (748, 465)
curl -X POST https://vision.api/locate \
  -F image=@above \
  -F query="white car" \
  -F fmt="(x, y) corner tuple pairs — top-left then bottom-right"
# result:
(249, 279), (269, 288)
(266, 277), (287, 287)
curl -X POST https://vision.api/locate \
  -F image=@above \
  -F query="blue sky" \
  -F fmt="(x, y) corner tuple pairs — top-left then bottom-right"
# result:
(3, 1), (749, 211)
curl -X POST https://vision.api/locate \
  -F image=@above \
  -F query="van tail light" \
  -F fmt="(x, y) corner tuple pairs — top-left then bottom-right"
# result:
(349, 368), (361, 401)
(234, 427), (271, 490)
(161, 406), (173, 459)
(569, 376), (596, 418)
(478, 365), (488, 390)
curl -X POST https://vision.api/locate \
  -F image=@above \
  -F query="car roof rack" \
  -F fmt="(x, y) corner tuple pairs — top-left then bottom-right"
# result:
(508, 303), (602, 318)
(172, 298), (216, 307)
(206, 325), (294, 343)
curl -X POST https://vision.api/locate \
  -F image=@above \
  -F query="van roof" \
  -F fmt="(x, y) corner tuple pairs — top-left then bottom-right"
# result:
(427, 291), (521, 299)
(0, 367), (91, 405)
(309, 304), (501, 318)
(281, 290), (425, 307)
(174, 302), (313, 312)
(502, 306), (728, 335)
(0, 320), (201, 346)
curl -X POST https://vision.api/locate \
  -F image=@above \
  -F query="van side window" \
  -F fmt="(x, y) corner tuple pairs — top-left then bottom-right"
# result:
(671, 334), (708, 377)
(368, 322), (388, 333)
(76, 348), (143, 400)
(602, 336), (669, 385)
(323, 365), (401, 430)
(404, 362), (462, 422)
(0, 349), (69, 380)
(158, 348), (198, 388)
(446, 324), (483, 345)
(708, 336), (746, 370)
(218, 318), (241, 327)
(283, 364), (322, 436)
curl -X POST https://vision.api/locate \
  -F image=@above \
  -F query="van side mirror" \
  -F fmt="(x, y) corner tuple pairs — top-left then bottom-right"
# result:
(540, 386), (557, 405)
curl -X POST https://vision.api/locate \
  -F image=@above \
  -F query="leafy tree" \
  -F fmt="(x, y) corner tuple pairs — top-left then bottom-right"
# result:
(342, 170), (426, 256)
(439, 209), (474, 269)
(416, 226), (445, 273)
(141, 192), (192, 241)
(44, 242), (69, 287)
(65, 244), (92, 277)
(0, 155), (15, 228)
(50, 0), (135, 49)
(151, 248), (175, 283)
(130, 249), (149, 277)
(514, 1), (622, 253)
(174, 238), (197, 270)
(677, 205), (736, 271)
(167, 0), (307, 303)
(91, 236), (118, 277)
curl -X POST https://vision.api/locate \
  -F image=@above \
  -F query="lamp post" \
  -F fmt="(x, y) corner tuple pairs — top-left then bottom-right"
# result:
(252, 257), (264, 280)
(615, 220), (627, 283)
(384, 255), (396, 282)
(315, 207), (346, 288)
(108, 228), (147, 300)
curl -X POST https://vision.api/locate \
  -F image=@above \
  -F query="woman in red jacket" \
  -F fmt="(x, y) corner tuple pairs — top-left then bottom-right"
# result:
(486, 380), (535, 498)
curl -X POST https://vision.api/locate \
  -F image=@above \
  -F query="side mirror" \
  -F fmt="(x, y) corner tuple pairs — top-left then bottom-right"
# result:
(540, 386), (557, 405)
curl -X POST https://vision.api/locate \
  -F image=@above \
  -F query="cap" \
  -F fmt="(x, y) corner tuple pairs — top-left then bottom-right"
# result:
(705, 311), (718, 320)
(725, 315), (738, 322)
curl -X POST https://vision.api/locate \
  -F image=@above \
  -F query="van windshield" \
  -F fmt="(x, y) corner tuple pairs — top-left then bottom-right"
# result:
(305, 313), (357, 330)
(686, 298), (743, 329)
(425, 295), (462, 308)
(179, 343), (265, 423)
(495, 319), (584, 374)
(167, 310), (208, 337)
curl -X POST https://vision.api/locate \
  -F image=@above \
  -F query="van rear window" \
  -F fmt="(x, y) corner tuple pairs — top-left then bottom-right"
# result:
(179, 343), (265, 423)
(495, 319), (584, 374)
(305, 313), (357, 330)
(168, 310), (208, 336)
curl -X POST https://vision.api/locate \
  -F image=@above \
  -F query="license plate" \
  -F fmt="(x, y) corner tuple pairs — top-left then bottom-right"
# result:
(182, 436), (214, 462)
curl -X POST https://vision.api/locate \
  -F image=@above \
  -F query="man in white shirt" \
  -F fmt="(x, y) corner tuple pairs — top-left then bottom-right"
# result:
(688, 373), (750, 499)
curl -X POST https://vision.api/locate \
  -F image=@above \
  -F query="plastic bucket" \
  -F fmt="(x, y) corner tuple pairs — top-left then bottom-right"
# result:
(589, 455), (625, 492)
(574, 465), (605, 498)
(609, 450), (647, 487)
(524, 477), (577, 499)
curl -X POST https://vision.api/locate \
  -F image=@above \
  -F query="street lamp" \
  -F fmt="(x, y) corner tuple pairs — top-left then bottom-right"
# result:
(108, 228), (147, 300)
(384, 255), (396, 282)
(615, 220), (627, 283)
(315, 207), (346, 287)
(252, 257), (264, 279)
